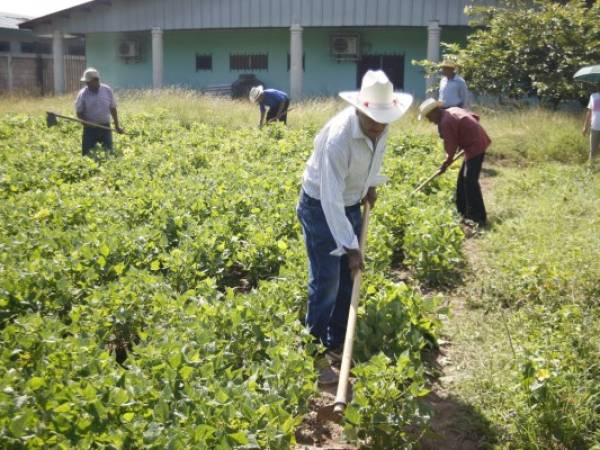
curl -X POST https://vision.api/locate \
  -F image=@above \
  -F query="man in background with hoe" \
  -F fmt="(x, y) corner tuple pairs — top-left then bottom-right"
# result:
(297, 70), (412, 385)
(249, 85), (290, 128)
(419, 98), (491, 228)
(76, 68), (124, 156)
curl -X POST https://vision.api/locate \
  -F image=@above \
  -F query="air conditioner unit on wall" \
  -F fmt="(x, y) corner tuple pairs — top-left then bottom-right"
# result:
(118, 40), (139, 58)
(330, 34), (360, 60)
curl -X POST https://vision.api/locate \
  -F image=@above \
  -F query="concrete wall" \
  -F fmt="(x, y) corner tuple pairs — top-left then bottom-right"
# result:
(85, 26), (471, 97)
(0, 54), (86, 95)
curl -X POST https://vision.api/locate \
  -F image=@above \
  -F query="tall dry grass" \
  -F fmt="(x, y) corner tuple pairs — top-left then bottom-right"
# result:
(0, 89), (588, 163)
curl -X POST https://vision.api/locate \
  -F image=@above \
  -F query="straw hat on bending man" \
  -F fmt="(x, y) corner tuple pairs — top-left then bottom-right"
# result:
(297, 70), (413, 385)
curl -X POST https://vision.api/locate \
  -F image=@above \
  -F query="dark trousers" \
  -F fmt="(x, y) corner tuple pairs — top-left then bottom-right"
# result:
(456, 154), (486, 225)
(82, 125), (113, 156)
(296, 190), (362, 349)
(266, 99), (290, 124)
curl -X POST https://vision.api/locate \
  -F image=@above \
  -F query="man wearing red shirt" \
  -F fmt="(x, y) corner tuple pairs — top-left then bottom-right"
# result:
(418, 99), (491, 226)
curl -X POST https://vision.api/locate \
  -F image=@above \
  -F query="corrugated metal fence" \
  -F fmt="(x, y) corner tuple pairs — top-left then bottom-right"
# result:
(0, 54), (86, 95)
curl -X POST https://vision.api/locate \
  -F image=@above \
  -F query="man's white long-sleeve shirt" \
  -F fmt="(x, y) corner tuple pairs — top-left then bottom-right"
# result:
(301, 107), (388, 256)
(439, 75), (469, 108)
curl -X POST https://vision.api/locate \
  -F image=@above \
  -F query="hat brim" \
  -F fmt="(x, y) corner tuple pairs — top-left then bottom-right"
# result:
(250, 86), (264, 103)
(339, 91), (413, 124)
(417, 101), (444, 120)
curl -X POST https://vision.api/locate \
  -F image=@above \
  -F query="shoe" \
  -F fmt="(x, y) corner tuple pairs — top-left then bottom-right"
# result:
(316, 356), (339, 386)
(318, 365), (339, 386)
(325, 346), (343, 366)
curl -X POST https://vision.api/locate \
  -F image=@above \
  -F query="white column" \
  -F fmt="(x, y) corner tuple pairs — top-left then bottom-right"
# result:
(52, 29), (65, 95)
(7, 55), (13, 92)
(290, 24), (303, 100)
(152, 27), (163, 89)
(426, 20), (441, 93)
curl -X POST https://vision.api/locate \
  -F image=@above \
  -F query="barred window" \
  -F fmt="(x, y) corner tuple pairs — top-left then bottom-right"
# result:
(196, 54), (213, 71)
(0, 41), (9, 52)
(229, 54), (268, 71)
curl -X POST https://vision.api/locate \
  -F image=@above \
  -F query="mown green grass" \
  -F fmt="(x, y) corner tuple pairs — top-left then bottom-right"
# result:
(448, 164), (600, 449)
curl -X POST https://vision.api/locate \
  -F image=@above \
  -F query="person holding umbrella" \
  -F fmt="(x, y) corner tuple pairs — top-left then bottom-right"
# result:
(418, 98), (491, 227)
(249, 86), (290, 128)
(581, 83), (600, 166)
(297, 70), (412, 385)
(574, 65), (600, 166)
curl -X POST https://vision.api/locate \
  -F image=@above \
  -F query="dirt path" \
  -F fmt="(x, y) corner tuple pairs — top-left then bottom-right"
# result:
(418, 170), (501, 450)
(295, 384), (357, 450)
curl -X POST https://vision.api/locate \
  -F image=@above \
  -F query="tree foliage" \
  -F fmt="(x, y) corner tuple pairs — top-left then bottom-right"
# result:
(417, 0), (600, 105)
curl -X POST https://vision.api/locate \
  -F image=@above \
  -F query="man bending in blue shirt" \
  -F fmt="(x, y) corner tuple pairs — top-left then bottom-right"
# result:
(249, 86), (290, 128)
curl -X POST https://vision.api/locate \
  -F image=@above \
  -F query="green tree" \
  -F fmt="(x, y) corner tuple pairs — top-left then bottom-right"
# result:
(416, 0), (600, 106)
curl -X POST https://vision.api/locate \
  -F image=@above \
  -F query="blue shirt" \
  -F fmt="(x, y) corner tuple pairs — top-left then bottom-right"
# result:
(439, 75), (469, 108)
(259, 89), (289, 113)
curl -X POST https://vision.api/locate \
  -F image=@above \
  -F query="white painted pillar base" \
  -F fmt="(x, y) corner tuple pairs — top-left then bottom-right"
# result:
(151, 27), (164, 89)
(290, 24), (303, 100)
(52, 29), (65, 95)
(426, 20), (441, 94)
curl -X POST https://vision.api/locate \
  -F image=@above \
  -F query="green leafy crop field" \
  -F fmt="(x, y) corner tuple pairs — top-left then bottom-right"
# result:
(0, 112), (463, 449)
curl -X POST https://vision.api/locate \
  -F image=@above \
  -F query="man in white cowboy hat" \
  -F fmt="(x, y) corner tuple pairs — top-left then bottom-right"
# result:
(249, 85), (290, 128)
(438, 59), (469, 109)
(297, 70), (412, 385)
(418, 98), (491, 227)
(75, 67), (124, 156)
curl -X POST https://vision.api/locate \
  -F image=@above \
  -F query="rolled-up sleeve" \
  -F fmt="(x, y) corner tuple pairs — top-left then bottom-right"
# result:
(459, 80), (469, 108)
(75, 91), (85, 115)
(441, 120), (459, 166)
(319, 141), (359, 256)
(109, 92), (116, 109)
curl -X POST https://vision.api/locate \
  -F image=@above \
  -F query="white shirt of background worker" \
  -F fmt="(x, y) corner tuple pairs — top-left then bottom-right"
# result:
(438, 60), (469, 109)
(582, 83), (600, 165)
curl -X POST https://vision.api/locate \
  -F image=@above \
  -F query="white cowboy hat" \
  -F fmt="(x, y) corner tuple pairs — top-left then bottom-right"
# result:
(81, 67), (100, 82)
(339, 70), (413, 124)
(249, 85), (264, 103)
(418, 98), (444, 120)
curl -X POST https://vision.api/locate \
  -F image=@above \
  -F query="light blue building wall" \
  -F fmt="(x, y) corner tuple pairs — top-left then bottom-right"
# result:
(86, 26), (470, 97)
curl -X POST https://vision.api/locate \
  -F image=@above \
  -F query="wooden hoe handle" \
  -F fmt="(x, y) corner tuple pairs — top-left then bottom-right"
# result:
(333, 201), (371, 414)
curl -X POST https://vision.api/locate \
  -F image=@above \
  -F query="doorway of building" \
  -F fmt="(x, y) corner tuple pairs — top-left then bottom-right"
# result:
(356, 54), (405, 90)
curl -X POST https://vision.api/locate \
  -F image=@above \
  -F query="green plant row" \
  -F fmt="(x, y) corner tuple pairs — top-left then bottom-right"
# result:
(0, 114), (463, 448)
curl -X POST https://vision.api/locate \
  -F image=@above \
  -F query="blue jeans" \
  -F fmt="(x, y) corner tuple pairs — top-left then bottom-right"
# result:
(82, 125), (113, 156)
(296, 190), (362, 349)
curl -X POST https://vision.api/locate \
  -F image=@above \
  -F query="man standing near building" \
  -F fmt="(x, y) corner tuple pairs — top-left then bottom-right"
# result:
(418, 99), (491, 227)
(438, 60), (469, 109)
(75, 68), (123, 156)
(297, 70), (412, 385)
(249, 85), (290, 128)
